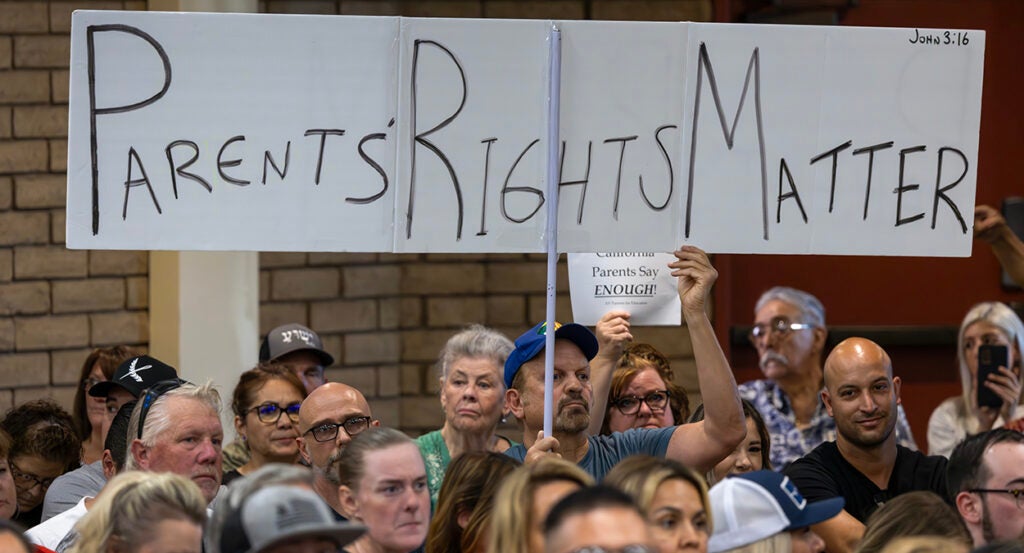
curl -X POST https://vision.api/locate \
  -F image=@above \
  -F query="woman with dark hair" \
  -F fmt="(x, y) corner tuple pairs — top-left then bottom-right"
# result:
(690, 399), (771, 483)
(425, 451), (520, 553)
(1, 400), (80, 527)
(225, 363), (306, 485)
(71, 346), (135, 464)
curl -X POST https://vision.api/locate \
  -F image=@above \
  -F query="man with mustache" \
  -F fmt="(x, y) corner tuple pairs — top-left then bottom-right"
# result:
(126, 380), (225, 506)
(504, 246), (746, 480)
(783, 338), (948, 553)
(296, 382), (379, 519)
(947, 428), (1024, 548)
(741, 287), (916, 470)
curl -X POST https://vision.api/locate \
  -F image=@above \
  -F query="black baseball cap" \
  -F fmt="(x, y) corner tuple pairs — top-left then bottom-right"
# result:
(89, 355), (179, 399)
(259, 323), (334, 367)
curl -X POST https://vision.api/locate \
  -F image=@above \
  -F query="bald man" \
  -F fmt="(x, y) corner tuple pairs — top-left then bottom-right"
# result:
(297, 382), (380, 518)
(783, 338), (948, 553)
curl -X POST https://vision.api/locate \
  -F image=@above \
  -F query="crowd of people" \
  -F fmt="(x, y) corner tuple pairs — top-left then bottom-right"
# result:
(0, 207), (1020, 553)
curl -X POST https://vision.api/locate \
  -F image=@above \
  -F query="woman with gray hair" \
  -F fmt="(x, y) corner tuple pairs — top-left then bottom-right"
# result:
(928, 301), (1024, 457)
(415, 324), (515, 507)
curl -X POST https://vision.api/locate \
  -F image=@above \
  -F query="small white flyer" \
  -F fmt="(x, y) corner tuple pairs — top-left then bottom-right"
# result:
(567, 252), (681, 326)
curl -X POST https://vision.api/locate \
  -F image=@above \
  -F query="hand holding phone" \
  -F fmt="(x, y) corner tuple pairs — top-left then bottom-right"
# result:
(977, 344), (1011, 409)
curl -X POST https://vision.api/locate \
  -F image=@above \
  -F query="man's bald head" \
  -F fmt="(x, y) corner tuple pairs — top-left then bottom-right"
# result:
(297, 382), (378, 486)
(298, 382), (372, 432)
(823, 337), (892, 391)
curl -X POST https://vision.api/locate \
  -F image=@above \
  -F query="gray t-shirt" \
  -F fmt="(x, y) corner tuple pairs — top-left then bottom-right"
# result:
(505, 426), (676, 481)
(41, 461), (106, 522)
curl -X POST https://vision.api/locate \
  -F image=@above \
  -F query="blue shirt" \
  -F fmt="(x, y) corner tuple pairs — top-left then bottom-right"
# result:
(505, 426), (676, 481)
(739, 379), (918, 470)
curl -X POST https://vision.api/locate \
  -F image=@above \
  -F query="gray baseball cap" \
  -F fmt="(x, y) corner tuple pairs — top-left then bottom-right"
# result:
(220, 485), (364, 553)
(259, 323), (334, 366)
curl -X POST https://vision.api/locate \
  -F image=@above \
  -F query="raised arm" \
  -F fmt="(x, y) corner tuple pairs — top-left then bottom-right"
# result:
(665, 246), (746, 473)
(976, 204), (1024, 287)
(587, 310), (633, 436)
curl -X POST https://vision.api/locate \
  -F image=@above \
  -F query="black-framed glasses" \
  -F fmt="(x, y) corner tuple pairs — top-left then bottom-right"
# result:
(8, 460), (56, 491)
(969, 488), (1024, 509)
(303, 416), (372, 442)
(613, 391), (670, 415)
(749, 318), (813, 342)
(247, 401), (302, 424)
(570, 546), (656, 553)
(81, 377), (103, 391)
(137, 378), (188, 439)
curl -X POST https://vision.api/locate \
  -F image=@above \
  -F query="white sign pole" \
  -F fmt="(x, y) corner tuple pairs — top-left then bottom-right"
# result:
(543, 26), (562, 439)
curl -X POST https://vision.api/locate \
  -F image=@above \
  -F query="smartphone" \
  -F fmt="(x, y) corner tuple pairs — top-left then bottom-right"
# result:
(977, 344), (1010, 409)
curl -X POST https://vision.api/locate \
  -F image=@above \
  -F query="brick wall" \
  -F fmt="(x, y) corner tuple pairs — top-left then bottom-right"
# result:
(0, 0), (711, 433)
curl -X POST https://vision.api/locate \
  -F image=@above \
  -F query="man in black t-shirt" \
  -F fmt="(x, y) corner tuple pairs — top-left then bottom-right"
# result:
(784, 338), (948, 553)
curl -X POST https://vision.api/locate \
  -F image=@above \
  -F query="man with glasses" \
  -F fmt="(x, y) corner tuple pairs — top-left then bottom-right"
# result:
(297, 382), (379, 518)
(126, 379), (225, 505)
(947, 428), (1024, 547)
(741, 286), (916, 470)
(543, 486), (655, 553)
(783, 338), (947, 553)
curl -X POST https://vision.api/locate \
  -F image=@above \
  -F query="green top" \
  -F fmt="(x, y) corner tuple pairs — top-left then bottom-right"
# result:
(415, 429), (518, 511)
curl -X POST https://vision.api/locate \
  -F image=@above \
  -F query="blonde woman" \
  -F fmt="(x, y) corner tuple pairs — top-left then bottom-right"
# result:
(67, 471), (206, 553)
(487, 457), (594, 553)
(605, 455), (711, 553)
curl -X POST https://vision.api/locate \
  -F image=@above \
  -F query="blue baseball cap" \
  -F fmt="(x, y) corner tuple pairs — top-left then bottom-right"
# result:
(708, 470), (844, 553)
(503, 321), (599, 388)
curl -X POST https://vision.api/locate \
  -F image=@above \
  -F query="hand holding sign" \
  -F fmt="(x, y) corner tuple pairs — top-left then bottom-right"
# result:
(669, 245), (717, 320)
(595, 311), (633, 362)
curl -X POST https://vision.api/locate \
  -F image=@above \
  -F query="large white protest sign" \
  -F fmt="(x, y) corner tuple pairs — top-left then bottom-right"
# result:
(66, 11), (985, 256)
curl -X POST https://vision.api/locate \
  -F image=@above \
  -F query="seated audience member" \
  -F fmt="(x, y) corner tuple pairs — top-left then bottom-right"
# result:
(708, 471), (841, 553)
(0, 431), (16, 521)
(690, 400), (772, 485)
(488, 457), (595, 553)
(946, 428), (1024, 548)
(127, 380), (225, 505)
(225, 364), (305, 485)
(207, 463), (319, 553)
(43, 354), (176, 521)
(66, 471), (206, 553)
(975, 204), (1024, 288)
(426, 451), (521, 553)
(1, 400), (80, 527)
(604, 455), (711, 553)
(543, 485), (655, 553)
(928, 302), (1024, 457)
(216, 485), (364, 553)
(505, 246), (745, 479)
(598, 318), (690, 434)
(337, 427), (430, 553)
(784, 338), (948, 553)
(0, 519), (34, 553)
(223, 323), (334, 473)
(70, 346), (135, 465)
(879, 537), (969, 553)
(27, 401), (135, 551)
(417, 325), (515, 508)
(742, 287), (917, 470)
(297, 382), (380, 518)
(855, 492), (970, 553)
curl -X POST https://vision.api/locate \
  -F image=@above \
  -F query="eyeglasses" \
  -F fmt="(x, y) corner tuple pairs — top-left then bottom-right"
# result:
(137, 378), (188, 439)
(8, 460), (56, 492)
(81, 377), (103, 391)
(570, 546), (656, 553)
(247, 401), (301, 424)
(749, 318), (813, 342)
(613, 391), (670, 415)
(969, 488), (1024, 509)
(303, 416), (372, 443)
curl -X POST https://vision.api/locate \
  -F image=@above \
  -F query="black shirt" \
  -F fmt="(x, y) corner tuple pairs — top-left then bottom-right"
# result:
(784, 441), (949, 523)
